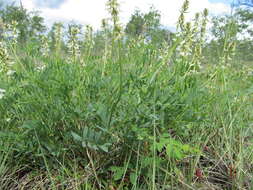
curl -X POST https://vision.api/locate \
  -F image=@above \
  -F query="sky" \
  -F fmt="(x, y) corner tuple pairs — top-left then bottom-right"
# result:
(209, 0), (230, 3)
(9, 0), (231, 30)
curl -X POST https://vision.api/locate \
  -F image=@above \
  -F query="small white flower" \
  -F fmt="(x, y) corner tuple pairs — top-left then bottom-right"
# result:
(0, 89), (6, 93)
(7, 70), (15, 76)
(0, 88), (6, 99)
(36, 65), (45, 71)
(221, 65), (226, 70)
(247, 70), (253, 76)
(35, 62), (46, 71)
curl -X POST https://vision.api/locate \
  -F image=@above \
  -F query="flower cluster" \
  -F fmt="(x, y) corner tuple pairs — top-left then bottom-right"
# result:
(1, 20), (16, 75)
(107, 0), (123, 40)
(83, 25), (94, 57)
(5, 20), (19, 47)
(0, 41), (10, 73)
(67, 25), (81, 63)
(40, 35), (50, 57)
(175, 0), (209, 73)
(52, 22), (63, 55)
(0, 88), (6, 99)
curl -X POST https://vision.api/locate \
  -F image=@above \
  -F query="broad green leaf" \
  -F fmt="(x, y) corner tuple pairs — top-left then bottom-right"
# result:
(71, 131), (82, 142)
(110, 166), (124, 181)
(130, 172), (138, 185)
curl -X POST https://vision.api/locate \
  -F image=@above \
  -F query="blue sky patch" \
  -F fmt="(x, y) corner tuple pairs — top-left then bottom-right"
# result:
(2, 0), (66, 8)
(209, 0), (231, 4)
(34, 0), (66, 8)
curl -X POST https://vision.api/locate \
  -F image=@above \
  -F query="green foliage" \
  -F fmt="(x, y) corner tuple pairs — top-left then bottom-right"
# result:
(206, 7), (253, 63)
(0, 0), (252, 189)
(125, 7), (172, 46)
(155, 134), (199, 160)
(0, 3), (46, 43)
(235, 8), (253, 37)
(49, 22), (63, 55)
(71, 127), (113, 153)
(125, 10), (145, 37)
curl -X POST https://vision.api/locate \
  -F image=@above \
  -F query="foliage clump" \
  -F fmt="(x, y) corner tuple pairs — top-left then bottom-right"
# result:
(0, 0), (252, 189)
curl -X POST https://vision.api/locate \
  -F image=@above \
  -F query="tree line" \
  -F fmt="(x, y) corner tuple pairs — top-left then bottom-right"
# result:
(0, 1), (252, 62)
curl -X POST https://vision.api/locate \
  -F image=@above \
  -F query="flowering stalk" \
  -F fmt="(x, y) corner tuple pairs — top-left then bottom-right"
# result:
(106, 0), (122, 39)
(0, 41), (10, 73)
(5, 20), (19, 49)
(0, 21), (14, 75)
(101, 19), (111, 75)
(190, 9), (209, 71)
(83, 25), (94, 60)
(175, 1), (209, 74)
(52, 22), (63, 56)
(176, 0), (193, 60)
(40, 35), (50, 57)
(177, 0), (189, 32)
(67, 25), (81, 63)
(107, 0), (123, 61)
(106, 0), (124, 129)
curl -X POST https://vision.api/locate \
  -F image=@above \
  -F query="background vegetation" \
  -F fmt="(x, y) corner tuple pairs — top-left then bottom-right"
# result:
(0, 0), (252, 189)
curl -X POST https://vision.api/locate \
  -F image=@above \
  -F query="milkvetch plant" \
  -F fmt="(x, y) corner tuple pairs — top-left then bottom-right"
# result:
(0, 0), (251, 189)
(0, 41), (10, 73)
(67, 25), (81, 63)
(51, 22), (63, 56)
(40, 35), (50, 57)
(83, 24), (94, 61)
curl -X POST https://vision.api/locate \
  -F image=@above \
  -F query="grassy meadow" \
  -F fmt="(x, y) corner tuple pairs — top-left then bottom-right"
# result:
(0, 0), (253, 189)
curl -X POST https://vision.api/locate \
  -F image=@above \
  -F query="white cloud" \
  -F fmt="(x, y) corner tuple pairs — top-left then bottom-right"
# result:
(21, 0), (231, 30)
(22, 0), (35, 10)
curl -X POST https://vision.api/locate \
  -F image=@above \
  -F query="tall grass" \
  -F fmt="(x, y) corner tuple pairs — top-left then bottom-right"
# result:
(0, 0), (252, 189)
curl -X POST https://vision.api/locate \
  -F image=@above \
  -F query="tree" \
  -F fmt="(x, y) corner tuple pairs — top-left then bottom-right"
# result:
(125, 10), (145, 37)
(234, 8), (253, 38)
(29, 12), (47, 39)
(206, 7), (253, 63)
(234, 8), (253, 61)
(125, 7), (172, 46)
(0, 2), (46, 43)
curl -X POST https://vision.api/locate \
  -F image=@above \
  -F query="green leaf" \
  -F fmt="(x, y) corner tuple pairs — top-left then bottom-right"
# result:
(71, 131), (82, 142)
(130, 172), (138, 185)
(97, 104), (108, 126)
(182, 144), (190, 152)
(142, 157), (153, 167)
(156, 142), (164, 152)
(174, 149), (184, 159)
(166, 143), (184, 159)
(81, 141), (87, 148)
(110, 166), (125, 181)
(99, 143), (111, 153)
(82, 127), (89, 138)
(20, 120), (40, 130)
